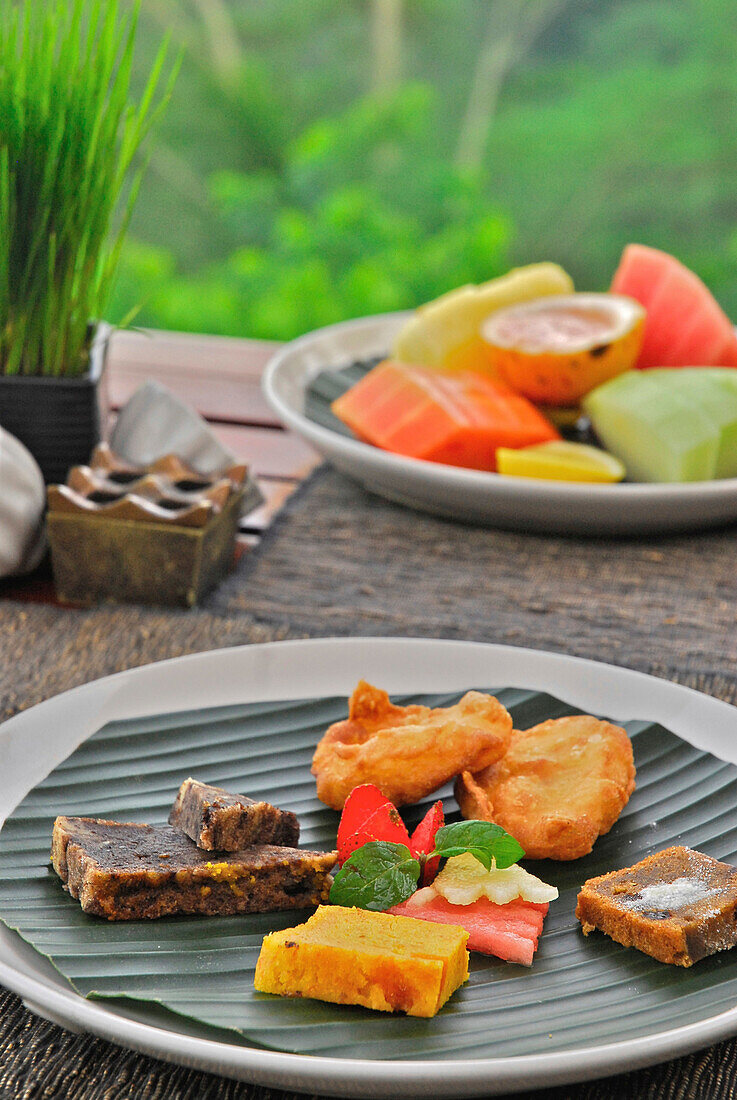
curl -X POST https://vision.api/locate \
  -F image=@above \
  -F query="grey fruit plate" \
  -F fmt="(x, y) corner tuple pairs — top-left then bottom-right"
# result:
(262, 312), (737, 536)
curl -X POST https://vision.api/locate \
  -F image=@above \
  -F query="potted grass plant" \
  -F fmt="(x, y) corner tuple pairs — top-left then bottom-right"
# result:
(0, 0), (176, 484)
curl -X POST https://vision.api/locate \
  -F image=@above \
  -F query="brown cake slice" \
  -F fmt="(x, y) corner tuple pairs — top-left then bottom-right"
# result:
(168, 777), (299, 851)
(51, 816), (335, 921)
(576, 846), (737, 966)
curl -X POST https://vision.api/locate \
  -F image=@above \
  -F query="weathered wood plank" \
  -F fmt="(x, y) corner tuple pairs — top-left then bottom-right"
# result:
(107, 328), (319, 482)
(212, 423), (320, 480)
(107, 329), (281, 426)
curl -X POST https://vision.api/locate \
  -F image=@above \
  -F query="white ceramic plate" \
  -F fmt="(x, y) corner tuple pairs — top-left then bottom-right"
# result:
(2, 637), (737, 1097)
(262, 312), (737, 535)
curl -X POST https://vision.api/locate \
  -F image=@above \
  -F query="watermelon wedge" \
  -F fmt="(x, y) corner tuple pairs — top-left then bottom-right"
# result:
(611, 244), (737, 369)
(389, 890), (549, 966)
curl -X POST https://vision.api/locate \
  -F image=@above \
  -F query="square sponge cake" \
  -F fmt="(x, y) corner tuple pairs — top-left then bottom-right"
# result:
(255, 905), (469, 1016)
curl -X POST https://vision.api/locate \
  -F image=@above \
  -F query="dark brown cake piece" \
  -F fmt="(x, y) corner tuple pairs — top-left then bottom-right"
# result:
(576, 846), (737, 967)
(51, 816), (335, 921)
(168, 777), (299, 851)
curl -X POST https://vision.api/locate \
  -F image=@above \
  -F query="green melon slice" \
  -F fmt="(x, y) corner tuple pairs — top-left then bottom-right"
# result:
(662, 370), (737, 480)
(583, 369), (737, 482)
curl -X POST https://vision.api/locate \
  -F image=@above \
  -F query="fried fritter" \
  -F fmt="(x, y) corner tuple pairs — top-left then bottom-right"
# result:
(455, 714), (635, 861)
(312, 681), (513, 810)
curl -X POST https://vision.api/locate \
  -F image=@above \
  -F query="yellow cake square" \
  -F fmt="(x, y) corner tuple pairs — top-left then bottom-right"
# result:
(254, 905), (469, 1017)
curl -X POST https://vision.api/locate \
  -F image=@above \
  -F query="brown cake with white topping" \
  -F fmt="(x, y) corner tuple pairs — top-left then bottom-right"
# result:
(576, 846), (737, 966)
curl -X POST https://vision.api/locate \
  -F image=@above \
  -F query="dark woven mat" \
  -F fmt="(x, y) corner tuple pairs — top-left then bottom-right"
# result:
(1, 464), (737, 1099)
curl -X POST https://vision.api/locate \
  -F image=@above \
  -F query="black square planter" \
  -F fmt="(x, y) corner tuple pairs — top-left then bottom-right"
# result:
(0, 323), (111, 485)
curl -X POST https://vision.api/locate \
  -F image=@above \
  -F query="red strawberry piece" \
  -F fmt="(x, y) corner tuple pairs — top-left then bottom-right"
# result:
(409, 800), (445, 885)
(337, 804), (413, 864)
(409, 800), (444, 855)
(336, 784), (412, 865)
(337, 784), (390, 852)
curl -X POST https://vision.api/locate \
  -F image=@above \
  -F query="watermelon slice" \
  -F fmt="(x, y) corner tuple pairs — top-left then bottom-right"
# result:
(389, 890), (549, 966)
(610, 244), (737, 369)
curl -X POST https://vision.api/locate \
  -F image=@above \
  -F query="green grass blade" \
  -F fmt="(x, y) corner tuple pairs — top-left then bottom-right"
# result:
(0, 0), (174, 376)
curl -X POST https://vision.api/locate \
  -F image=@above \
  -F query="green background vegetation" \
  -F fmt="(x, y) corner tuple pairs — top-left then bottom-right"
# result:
(109, 0), (737, 341)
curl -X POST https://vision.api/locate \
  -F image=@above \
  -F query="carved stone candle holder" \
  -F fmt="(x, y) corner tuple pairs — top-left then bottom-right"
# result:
(47, 444), (260, 607)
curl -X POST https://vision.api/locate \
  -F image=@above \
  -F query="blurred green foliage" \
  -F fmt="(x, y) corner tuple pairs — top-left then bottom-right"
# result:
(113, 86), (510, 339)
(108, 0), (737, 340)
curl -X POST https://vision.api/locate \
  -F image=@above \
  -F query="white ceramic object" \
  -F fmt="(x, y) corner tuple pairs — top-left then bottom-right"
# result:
(262, 311), (737, 536)
(110, 380), (236, 476)
(0, 426), (46, 577)
(2, 636), (737, 1097)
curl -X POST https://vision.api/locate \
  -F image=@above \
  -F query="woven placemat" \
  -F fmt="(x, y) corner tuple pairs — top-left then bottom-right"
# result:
(1, 464), (737, 1099)
(211, 467), (737, 682)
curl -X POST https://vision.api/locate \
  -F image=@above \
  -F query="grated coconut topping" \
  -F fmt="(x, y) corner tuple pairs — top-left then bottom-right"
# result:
(627, 877), (712, 912)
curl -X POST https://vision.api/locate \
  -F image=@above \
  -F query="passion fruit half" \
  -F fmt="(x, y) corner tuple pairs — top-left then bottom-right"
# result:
(480, 293), (645, 406)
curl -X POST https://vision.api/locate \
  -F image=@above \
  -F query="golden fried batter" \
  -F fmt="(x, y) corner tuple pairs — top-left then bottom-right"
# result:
(312, 681), (513, 810)
(455, 715), (635, 861)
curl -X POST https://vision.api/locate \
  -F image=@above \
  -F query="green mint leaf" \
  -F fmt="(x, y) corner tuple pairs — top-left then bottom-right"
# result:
(430, 821), (525, 870)
(329, 841), (421, 911)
